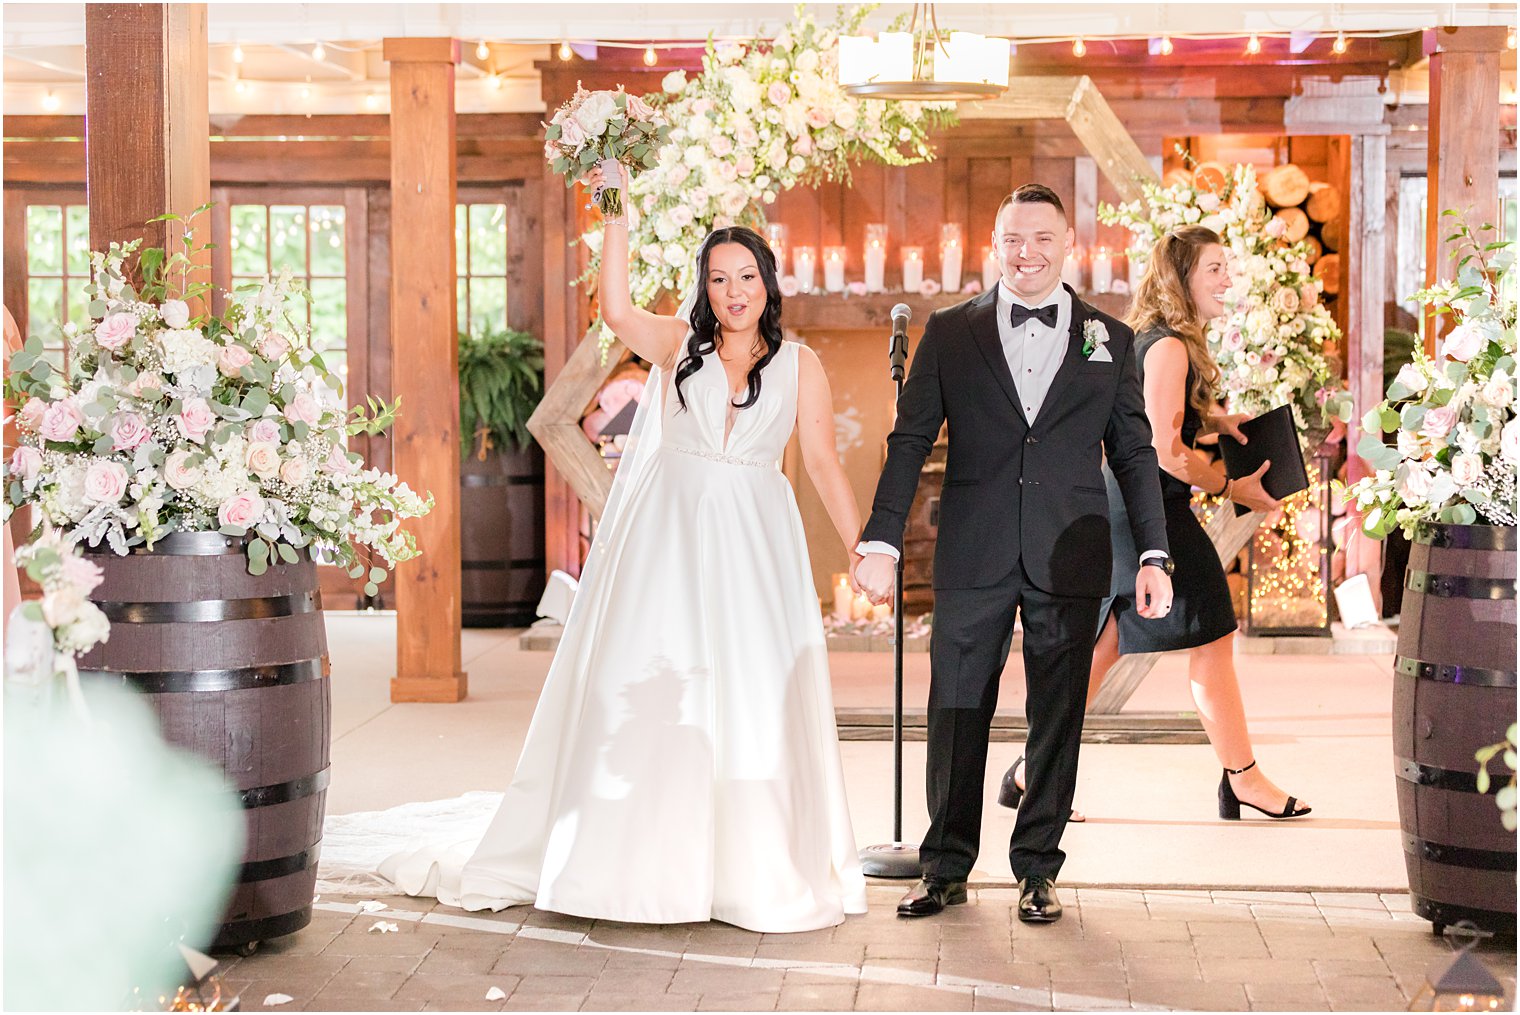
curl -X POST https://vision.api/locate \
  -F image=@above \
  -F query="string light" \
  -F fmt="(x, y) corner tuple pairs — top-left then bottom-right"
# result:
(1331, 31), (1348, 54)
(1072, 36), (1086, 57)
(232, 42), (244, 64)
(558, 40), (573, 61)
(41, 89), (60, 111)
(476, 39), (491, 60)
(1507, 27), (1516, 49)
(1246, 33), (1262, 55)
(364, 90), (380, 109)
(300, 77), (312, 101)
(1157, 35), (1174, 55)
(643, 45), (657, 66)
(487, 72), (503, 91)
(235, 79), (248, 95)
(311, 41), (326, 62)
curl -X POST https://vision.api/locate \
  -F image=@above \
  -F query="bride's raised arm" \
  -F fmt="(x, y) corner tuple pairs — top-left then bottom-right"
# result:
(588, 167), (689, 371)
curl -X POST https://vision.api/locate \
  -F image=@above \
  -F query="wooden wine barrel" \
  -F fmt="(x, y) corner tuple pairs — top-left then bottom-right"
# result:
(1393, 523), (1516, 934)
(1273, 207), (1310, 243)
(461, 444), (547, 627)
(1305, 182), (1342, 222)
(78, 532), (329, 951)
(1313, 253), (1341, 295)
(1261, 163), (1311, 208)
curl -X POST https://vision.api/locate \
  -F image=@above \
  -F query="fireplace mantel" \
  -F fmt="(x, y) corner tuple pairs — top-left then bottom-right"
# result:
(782, 290), (1129, 333)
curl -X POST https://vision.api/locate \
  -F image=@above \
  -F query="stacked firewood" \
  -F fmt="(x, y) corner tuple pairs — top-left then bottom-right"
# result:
(1258, 163), (1342, 298)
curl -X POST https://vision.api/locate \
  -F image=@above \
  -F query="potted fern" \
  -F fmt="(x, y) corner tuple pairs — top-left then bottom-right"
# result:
(458, 326), (546, 626)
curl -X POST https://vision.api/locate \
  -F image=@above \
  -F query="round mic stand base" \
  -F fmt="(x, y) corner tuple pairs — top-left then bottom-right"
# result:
(858, 842), (922, 879)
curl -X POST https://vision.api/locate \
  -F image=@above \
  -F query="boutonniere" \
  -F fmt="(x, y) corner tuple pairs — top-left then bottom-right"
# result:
(1082, 319), (1113, 362)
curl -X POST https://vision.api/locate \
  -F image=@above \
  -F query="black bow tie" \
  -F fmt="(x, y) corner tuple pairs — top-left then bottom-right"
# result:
(1010, 302), (1059, 329)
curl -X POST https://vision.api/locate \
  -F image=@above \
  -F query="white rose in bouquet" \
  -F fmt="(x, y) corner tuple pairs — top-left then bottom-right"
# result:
(573, 91), (618, 137)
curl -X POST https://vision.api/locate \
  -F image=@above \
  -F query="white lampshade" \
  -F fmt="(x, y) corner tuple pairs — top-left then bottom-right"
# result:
(981, 36), (1011, 87)
(934, 32), (984, 83)
(875, 32), (914, 81)
(837, 35), (877, 86)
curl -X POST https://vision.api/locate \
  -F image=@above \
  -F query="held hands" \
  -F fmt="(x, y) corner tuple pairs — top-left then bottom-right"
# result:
(855, 552), (895, 606)
(1135, 566), (1174, 620)
(1229, 460), (1281, 514)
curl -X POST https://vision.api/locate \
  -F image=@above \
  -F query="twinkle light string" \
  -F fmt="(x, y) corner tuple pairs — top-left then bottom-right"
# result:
(1247, 460), (1329, 630)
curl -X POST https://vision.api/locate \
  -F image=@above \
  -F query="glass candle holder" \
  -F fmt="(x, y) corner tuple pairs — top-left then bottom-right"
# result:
(864, 223), (888, 293)
(1090, 245), (1114, 294)
(940, 223), (964, 292)
(792, 245), (817, 293)
(981, 245), (1000, 290)
(765, 222), (788, 274)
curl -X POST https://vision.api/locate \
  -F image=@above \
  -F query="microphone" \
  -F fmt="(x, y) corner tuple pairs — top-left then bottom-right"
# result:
(889, 302), (911, 382)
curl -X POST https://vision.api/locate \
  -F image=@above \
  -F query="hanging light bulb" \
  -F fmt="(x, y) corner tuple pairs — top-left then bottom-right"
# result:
(1072, 36), (1086, 57)
(232, 42), (244, 64)
(1158, 35), (1174, 55)
(558, 40), (573, 61)
(235, 79), (248, 95)
(41, 89), (60, 112)
(1332, 31), (1348, 54)
(1246, 33), (1262, 55)
(643, 45), (657, 66)
(364, 90), (380, 109)
(300, 76), (312, 101)
(1507, 27), (1516, 49)
(476, 39), (490, 61)
(311, 41), (326, 62)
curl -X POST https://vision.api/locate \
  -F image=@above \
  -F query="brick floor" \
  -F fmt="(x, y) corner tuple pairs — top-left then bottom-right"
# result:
(213, 887), (1515, 1011)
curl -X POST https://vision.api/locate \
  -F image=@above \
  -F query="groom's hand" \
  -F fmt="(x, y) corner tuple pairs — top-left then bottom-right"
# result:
(1135, 567), (1174, 620)
(856, 553), (895, 605)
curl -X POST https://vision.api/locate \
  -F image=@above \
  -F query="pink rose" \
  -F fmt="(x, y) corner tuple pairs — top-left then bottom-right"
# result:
(175, 398), (217, 443)
(1398, 467), (1433, 502)
(667, 164), (690, 187)
(805, 107), (831, 129)
(1224, 330), (1246, 351)
(217, 491), (265, 530)
(1299, 285), (1318, 310)
(1421, 405), (1458, 440)
(325, 444), (359, 475)
(246, 441), (282, 480)
(1289, 259), (1310, 276)
(624, 92), (656, 120)
(110, 412), (152, 451)
(1443, 322), (1485, 363)
(218, 342), (254, 378)
(126, 371), (165, 398)
(558, 116), (588, 148)
(247, 418), (282, 444)
(709, 135), (734, 158)
(1451, 452), (1483, 487)
(691, 98), (714, 115)
(83, 460), (129, 504)
(163, 449), (203, 491)
(1269, 287), (1300, 315)
(793, 134), (813, 157)
(767, 82), (791, 106)
(94, 312), (137, 351)
(257, 331), (291, 360)
(59, 554), (104, 595)
(279, 458), (308, 487)
(735, 153), (756, 177)
(779, 276), (800, 297)
(39, 400), (85, 443)
(10, 445), (42, 483)
(19, 398), (48, 432)
(1265, 217), (1287, 238)
(282, 391), (323, 426)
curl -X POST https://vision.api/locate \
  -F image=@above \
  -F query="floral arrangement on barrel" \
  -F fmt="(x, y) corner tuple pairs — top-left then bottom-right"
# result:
(4, 211), (432, 594)
(1343, 220), (1517, 537)
(1100, 162), (1353, 433)
(542, 5), (949, 353)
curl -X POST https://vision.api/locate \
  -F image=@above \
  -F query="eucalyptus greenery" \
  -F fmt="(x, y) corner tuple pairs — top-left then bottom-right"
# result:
(458, 326), (545, 459)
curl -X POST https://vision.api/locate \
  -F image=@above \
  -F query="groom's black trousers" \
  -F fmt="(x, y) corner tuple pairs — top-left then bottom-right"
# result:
(919, 565), (1100, 883)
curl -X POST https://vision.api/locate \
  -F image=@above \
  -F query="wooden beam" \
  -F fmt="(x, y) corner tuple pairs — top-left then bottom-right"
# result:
(385, 36), (466, 703)
(1065, 76), (1159, 201)
(83, 3), (210, 300)
(1424, 26), (1505, 355)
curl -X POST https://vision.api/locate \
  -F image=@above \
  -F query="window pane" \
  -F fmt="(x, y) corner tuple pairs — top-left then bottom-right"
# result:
(27, 278), (64, 340)
(469, 203), (507, 275)
(231, 206), (268, 276)
(455, 204), (468, 273)
(457, 277), (469, 335)
(269, 205), (307, 275)
(308, 278), (347, 353)
(310, 205), (345, 277)
(469, 277), (507, 335)
(65, 205), (92, 275)
(27, 206), (63, 274)
(66, 283), (91, 329)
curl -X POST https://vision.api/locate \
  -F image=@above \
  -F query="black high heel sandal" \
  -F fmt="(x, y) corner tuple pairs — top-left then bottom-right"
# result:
(997, 756), (1085, 822)
(1218, 761), (1311, 820)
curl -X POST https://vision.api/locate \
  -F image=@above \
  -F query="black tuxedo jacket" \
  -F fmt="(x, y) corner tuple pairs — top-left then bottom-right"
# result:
(862, 284), (1169, 599)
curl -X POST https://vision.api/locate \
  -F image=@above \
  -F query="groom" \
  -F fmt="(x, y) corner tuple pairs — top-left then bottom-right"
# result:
(856, 184), (1172, 923)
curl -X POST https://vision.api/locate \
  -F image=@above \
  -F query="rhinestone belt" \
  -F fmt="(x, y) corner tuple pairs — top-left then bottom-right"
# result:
(667, 444), (776, 469)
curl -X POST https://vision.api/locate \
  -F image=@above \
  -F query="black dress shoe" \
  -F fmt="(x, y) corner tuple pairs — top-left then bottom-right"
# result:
(896, 877), (968, 918)
(1017, 875), (1062, 923)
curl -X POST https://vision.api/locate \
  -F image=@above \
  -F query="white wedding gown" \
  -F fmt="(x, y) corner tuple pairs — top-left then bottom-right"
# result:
(377, 340), (867, 932)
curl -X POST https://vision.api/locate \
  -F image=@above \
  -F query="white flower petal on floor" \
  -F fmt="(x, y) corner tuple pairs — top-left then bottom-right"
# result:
(262, 994), (294, 1007)
(368, 921), (400, 933)
(486, 987), (507, 1000)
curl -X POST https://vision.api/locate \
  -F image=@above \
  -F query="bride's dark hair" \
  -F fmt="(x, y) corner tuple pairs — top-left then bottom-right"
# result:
(673, 227), (784, 412)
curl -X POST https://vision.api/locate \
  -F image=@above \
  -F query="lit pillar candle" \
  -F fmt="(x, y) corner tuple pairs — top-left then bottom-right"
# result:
(1127, 250), (1143, 291)
(1062, 246), (1083, 290)
(793, 245), (816, 293)
(901, 246), (924, 291)
(940, 223), (963, 292)
(1090, 246), (1113, 294)
(823, 246), (847, 292)
(864, 224), (888, 293)
(852, 591), (873, 621)
(981, 245), (999, 290)
(832, 573), (852, 622)
(765, 222), (788, 275)
(871, 602), (893, 622)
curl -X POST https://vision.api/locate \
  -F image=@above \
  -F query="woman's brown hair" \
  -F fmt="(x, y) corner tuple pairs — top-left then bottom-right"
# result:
(1124, 225), (1225, 417)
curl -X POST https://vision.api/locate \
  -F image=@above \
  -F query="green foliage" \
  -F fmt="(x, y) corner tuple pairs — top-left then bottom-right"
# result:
(1475, 722), (1518, 832)
(457, 326), (544, 459)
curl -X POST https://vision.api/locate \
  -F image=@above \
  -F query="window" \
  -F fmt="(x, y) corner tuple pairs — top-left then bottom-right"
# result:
(22, 202), (90, 370)
(456, 202), (508, 336)
(230, 203), (348, 390)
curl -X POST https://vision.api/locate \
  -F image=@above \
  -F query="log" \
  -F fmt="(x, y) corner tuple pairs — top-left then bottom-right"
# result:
(1274, 206), (1310, 243)
(1305, 181), (1342, 222)
(1314, 252), (1341, 295)
(1162, 166), (1193, 189)
(1320, 214), (1344, 252)
(1192, 160), (1230, 194)
(1301, 234), (1323, 265)
(1261, 163), (1311, 208)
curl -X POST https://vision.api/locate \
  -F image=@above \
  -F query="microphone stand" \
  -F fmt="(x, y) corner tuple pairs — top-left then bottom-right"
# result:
(859, 310), (921, 879)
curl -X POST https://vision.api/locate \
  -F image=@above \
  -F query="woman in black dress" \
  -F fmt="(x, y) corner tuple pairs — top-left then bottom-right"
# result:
(1095, 225), (1309, 818)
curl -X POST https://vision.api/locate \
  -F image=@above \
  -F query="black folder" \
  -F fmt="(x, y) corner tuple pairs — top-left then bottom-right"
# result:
(1215, 404), (1309, 516)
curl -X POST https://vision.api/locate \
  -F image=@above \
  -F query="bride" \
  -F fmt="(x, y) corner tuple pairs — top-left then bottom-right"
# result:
(379, 168), (869, 932)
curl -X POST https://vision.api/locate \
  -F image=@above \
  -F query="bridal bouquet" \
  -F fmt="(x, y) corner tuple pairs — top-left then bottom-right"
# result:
(544, 85), (669, 218)
(4, 220), (433, 592)
(12, 530), (110, 662)
(1342, 221), (1517, 537)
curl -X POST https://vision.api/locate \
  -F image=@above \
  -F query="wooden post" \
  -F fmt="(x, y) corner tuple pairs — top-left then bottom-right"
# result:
(1423, 26), (1505, 355)
(84, 3), (210, 300)
(385, 37), (467, 703)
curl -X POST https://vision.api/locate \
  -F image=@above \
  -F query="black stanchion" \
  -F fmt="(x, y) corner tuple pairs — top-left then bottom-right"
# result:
(858, 303), (921, 879)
